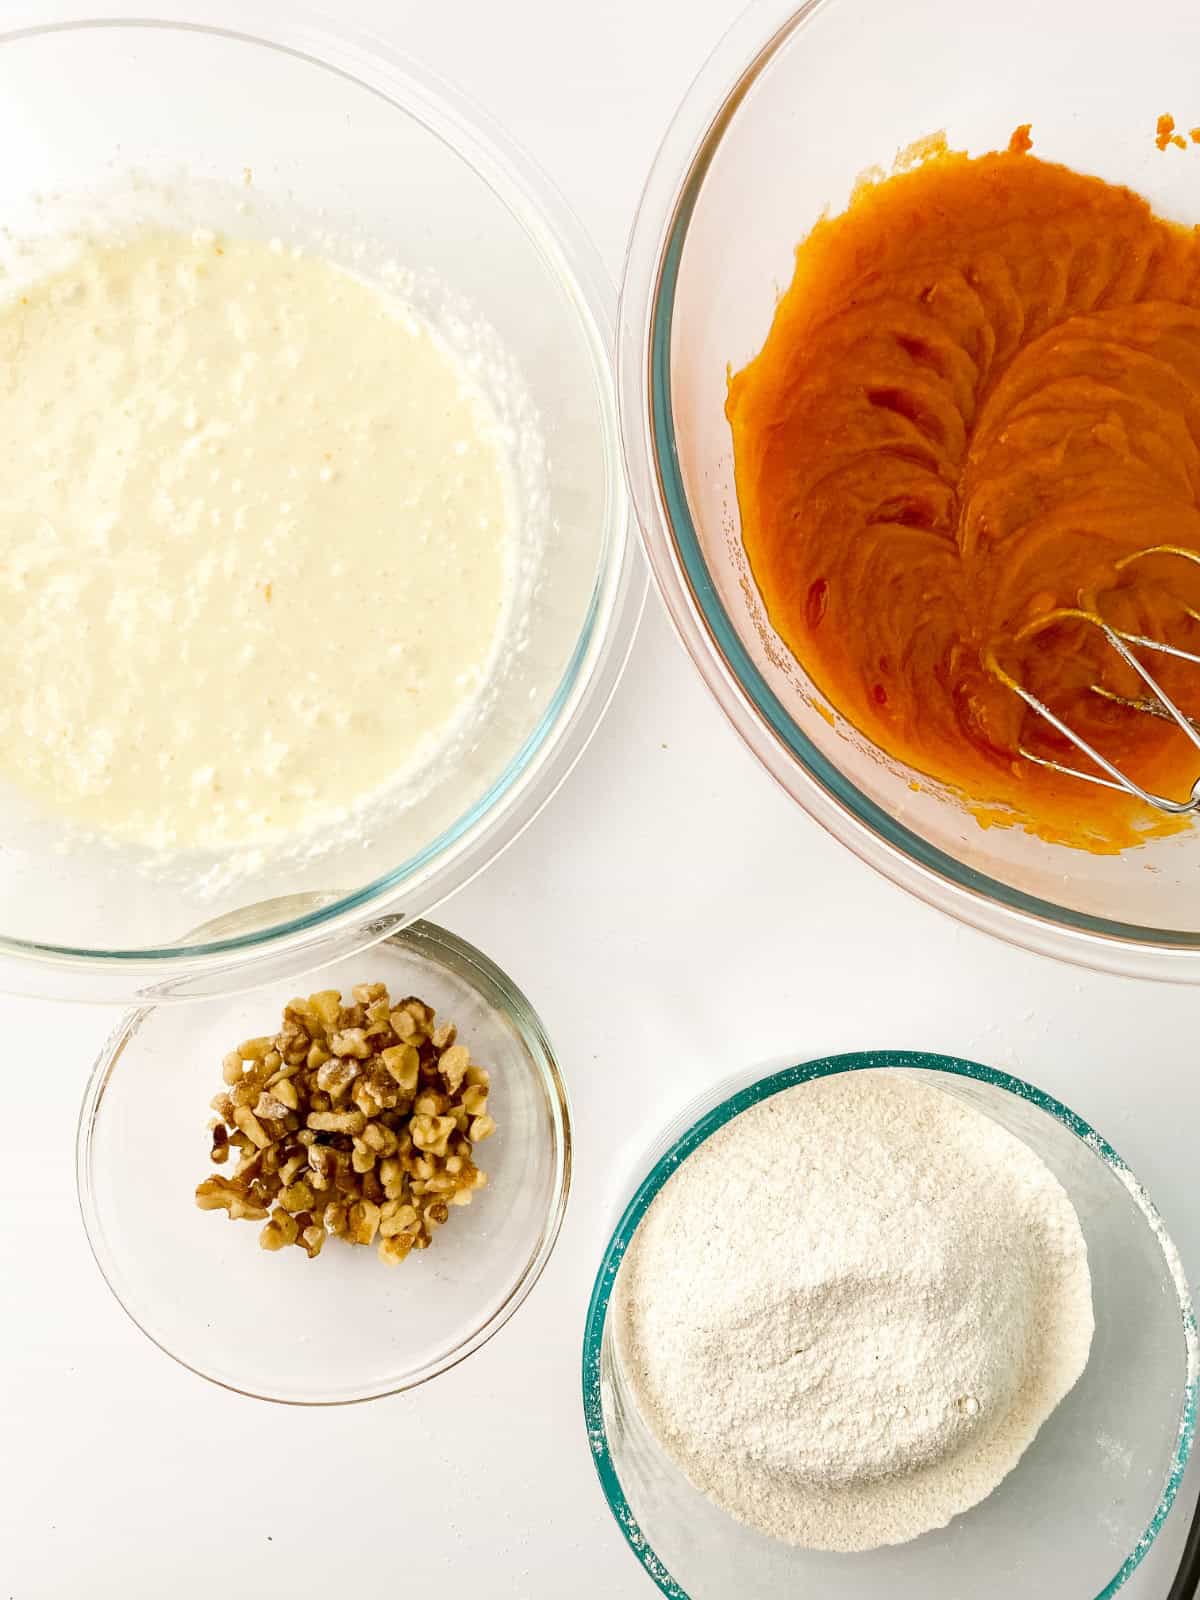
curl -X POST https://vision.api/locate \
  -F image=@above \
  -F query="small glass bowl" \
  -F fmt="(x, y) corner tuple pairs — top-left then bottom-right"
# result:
(78, 920), (571, 1404)
(583, 1052), (1198, 1598)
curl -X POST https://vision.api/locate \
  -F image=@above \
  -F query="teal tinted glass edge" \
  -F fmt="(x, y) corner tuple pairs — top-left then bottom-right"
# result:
(648, 187), (1200, 952)
(580, 1051), (1198, 1600)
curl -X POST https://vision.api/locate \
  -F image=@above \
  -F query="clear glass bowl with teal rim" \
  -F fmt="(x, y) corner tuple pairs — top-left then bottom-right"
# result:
(582, 1051), (1198, 1598)
(0, 0), (642, 1003)
(619, 0), (1200, 980)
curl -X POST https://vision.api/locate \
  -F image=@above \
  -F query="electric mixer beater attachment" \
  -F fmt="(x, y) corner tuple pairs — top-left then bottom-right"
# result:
(985, 546), (1200, 817)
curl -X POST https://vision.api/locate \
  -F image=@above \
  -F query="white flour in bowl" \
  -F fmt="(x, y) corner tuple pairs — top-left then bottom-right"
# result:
(613, 1070), (1094, 1552)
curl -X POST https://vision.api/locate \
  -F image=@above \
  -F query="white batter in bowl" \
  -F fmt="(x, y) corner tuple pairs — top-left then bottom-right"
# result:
(0, 1), (640, 1000)
(0, 230), (515, 851)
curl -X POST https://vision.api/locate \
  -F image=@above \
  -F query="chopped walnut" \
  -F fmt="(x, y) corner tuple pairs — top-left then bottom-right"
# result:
(196, 984), (493, 1264)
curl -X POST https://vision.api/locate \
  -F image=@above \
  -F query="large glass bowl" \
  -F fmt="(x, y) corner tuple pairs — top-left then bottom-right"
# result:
(619, 0), (1200, 980)
(582, 1052), (1199, 1598)
(0, 1), (641, 1002)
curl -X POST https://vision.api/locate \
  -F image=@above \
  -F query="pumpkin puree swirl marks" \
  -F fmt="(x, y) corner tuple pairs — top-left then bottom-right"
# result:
(729, 142), (1200, 851)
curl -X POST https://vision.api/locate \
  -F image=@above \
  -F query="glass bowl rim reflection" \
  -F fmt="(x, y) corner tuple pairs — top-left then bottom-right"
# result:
(619, 0), (1200, 978)
(581, 1049), (1198, 1599)
(0, 0), (640, 989)
(76, 918), (573, 1405)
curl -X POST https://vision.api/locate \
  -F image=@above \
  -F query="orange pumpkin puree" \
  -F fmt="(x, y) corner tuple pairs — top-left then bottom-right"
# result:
(728, 138), (1200, 851)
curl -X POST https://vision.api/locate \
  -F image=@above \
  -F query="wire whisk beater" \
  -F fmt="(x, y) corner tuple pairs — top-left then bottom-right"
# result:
(985, 547), (1200, 817)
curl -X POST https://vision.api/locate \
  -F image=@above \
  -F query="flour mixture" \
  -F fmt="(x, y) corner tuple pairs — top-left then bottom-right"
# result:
(614, 1070), (1094, 1551)
(0, 230), (514, 850)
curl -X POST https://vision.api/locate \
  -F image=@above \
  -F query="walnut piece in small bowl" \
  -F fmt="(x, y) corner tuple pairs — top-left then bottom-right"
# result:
(77, 922), (570, 1404)
(198, 983), (497, 1265)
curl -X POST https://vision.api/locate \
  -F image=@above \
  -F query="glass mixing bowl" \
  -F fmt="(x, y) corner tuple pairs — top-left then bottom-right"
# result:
(78, 920), (570, 1403)
(0, 1), (641, 1002)
(619, 0), (1200, 980)
(582, 1052), (1198, 1598)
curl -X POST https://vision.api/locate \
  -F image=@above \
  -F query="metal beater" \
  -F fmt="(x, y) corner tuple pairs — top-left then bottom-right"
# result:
(984, 546), (1200, 816)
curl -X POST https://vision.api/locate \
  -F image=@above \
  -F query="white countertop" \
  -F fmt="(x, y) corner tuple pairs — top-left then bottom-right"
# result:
(1, 2), (1196, 1595)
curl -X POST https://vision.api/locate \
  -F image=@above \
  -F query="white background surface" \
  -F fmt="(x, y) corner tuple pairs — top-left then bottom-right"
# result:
(1, 1), (1197, 1595)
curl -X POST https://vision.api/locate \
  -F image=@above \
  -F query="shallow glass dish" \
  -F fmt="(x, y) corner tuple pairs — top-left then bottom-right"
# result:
(583, 1051), (1198, 1598)
(0, 1), (641, 1002)
(78, 920), (570, 1404)
(620, 0), (1200, 980)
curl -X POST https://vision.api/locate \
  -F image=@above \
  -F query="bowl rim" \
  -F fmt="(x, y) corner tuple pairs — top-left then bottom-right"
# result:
(76, 917), (573, 1405)
(616, 0), (1200, 983)
(581, 1049), (1199, 1599)
(0, 0), (643, 999)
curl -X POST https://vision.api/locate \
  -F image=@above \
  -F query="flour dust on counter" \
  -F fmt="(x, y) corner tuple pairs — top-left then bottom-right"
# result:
(0, 229), (515, 852)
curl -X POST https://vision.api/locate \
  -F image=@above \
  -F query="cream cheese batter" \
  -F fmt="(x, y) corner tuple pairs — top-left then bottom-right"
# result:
(0, 230), (513, 850)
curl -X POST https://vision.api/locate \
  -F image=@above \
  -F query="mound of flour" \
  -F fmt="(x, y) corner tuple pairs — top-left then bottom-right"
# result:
(614, 1070), (1094, 1552)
